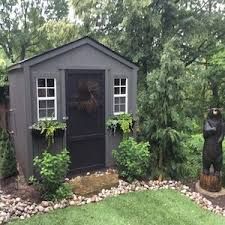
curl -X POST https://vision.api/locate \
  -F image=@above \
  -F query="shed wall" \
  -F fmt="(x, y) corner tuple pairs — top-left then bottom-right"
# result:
(8, 70), (31, 178)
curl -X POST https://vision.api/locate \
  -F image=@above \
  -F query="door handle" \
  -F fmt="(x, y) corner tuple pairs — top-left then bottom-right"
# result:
(63, 116), (69, 121)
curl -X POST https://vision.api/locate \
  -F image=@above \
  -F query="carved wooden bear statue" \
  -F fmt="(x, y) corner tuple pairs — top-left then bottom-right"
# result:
(203, 108), (224, 176)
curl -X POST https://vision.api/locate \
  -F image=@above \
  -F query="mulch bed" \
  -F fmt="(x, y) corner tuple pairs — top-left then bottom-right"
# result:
(185, 180), (225, 208)
(0, 175), (40, 203)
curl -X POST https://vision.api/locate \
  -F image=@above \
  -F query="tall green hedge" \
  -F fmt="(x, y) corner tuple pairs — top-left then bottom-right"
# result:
(0, 129), (17, 178)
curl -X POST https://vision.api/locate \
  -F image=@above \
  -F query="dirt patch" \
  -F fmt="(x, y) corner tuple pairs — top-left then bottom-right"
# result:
(69, 171), (119, 197)
(0, 175), (40, 203)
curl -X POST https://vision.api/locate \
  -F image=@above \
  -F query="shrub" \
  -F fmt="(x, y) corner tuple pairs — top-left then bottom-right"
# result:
(180, 134), (203, 179)
(33, 148), (71, 200)
(54, 183), (73, 200)
(113, 137), (150, 182)
(0, 129), (17, 178)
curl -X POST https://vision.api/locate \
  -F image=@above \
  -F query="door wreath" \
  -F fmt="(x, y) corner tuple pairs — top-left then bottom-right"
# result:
(77, 80), (99, 113)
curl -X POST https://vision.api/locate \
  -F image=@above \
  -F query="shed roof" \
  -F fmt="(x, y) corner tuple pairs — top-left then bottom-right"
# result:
(8, 36), (139, 72)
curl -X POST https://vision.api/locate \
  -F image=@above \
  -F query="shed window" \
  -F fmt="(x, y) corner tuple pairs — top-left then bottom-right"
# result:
(113, 78), (128, 115)
(36, 78), (57, 120)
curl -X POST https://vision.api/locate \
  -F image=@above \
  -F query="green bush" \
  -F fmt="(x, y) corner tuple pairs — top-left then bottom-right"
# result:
(33, 148), (71, 200)
(113, 137), (150, 182)
(0, 129), (17, 178)
(180, 134), (203, 179)
(54, 183), (73, 200)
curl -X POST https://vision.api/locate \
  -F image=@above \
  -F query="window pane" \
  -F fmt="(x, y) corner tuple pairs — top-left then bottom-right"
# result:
(120, 104), (125, 112)
(114, 79), (120, 86)
(121, 87), (126, 94)
(47, 89), (55, 97)
(121, 79), (126, 86)
(39, 100), (47, 109)
(47, 79), (54, 87)
(38, 89), (46, 97)
(120, 97), (126, 104)
(47, 109), (55, 117)
(114, 87), (120, 94)
(38, 79), (46, 87)
(39, 109), (46, 118)
(47, 100), (54, 108)
(115, 97), (119, 104)
(114, 105), (119, 112)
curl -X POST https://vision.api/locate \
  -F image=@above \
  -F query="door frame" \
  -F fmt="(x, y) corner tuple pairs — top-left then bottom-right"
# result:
(64, 68), (107, 172)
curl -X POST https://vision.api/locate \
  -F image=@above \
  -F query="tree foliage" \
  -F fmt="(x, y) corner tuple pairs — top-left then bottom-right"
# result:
(72, 0), (225, 80)
(139, 40), (186, 179)
(38, 19), (79, 50)
(0, 129), (17, 179)
(0, 0), (69, 63)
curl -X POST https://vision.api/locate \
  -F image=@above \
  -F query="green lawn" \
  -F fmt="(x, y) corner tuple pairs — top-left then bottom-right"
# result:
(10, 190), (225, 225)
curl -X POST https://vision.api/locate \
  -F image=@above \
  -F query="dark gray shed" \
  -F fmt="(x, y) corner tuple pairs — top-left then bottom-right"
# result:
(8, 36), (138, 180)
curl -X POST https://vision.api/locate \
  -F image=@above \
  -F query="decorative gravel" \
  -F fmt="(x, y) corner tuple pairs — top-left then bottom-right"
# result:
(1, 176), (225, 224)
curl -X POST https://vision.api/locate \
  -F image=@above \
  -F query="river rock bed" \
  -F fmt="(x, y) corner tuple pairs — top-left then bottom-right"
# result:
(0, 178), (225, 224)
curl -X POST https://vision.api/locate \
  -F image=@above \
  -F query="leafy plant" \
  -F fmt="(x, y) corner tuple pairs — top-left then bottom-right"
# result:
(0, 129), (17, 178)
(179, 134), (203, 180)
(33, 148), (71, 200)
(113, 137), (150, 182)
(32, 119), (66, 149)
(54, 183), (73, 200)
(106, 113), (133, 137)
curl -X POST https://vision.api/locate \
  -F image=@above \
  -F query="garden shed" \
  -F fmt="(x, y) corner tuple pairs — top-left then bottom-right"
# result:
(7, 36), (138, 180)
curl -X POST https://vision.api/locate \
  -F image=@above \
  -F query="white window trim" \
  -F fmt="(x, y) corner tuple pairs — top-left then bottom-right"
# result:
(113, 78), (128, 115)
(36, 78), (57, 121)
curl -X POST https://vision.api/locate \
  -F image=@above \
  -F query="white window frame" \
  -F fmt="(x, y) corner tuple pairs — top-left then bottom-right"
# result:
(36, 78), (57, 121)
(113, 78), (128, 115)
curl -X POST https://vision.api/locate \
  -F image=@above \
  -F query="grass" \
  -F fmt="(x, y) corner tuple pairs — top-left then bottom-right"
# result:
(10, 190), (225, 225)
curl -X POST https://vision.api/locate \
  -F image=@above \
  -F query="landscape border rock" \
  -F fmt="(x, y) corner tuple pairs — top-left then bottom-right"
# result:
(1, 173), (225, 224)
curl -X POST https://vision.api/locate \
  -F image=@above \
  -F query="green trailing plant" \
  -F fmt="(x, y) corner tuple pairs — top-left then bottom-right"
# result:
(106, 113), (133, 137)
(32, 148), (71, 200)
(0, 129), (17, 178)
(113, 137), (150, 182)
(32, 119), (66, 149)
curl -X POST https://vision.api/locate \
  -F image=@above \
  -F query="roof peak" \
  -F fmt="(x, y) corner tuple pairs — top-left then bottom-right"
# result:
(8, 36), (138, 71)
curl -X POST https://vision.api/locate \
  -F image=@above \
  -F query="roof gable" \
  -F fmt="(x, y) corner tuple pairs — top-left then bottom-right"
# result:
(8, 36), (138, 71)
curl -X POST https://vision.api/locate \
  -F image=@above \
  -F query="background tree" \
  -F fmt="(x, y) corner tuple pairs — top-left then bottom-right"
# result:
(72, 0), (225, 81)
(0, 0), (69, 63)
(38, 19), (80, 50)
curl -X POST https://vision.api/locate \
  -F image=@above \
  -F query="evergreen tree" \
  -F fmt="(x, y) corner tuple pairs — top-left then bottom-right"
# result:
(0, 129), (17, 178)
(139, 40), (186, 179)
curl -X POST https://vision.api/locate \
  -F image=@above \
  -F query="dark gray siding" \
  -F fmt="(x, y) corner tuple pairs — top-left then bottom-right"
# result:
(8, 69), (31, 178)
